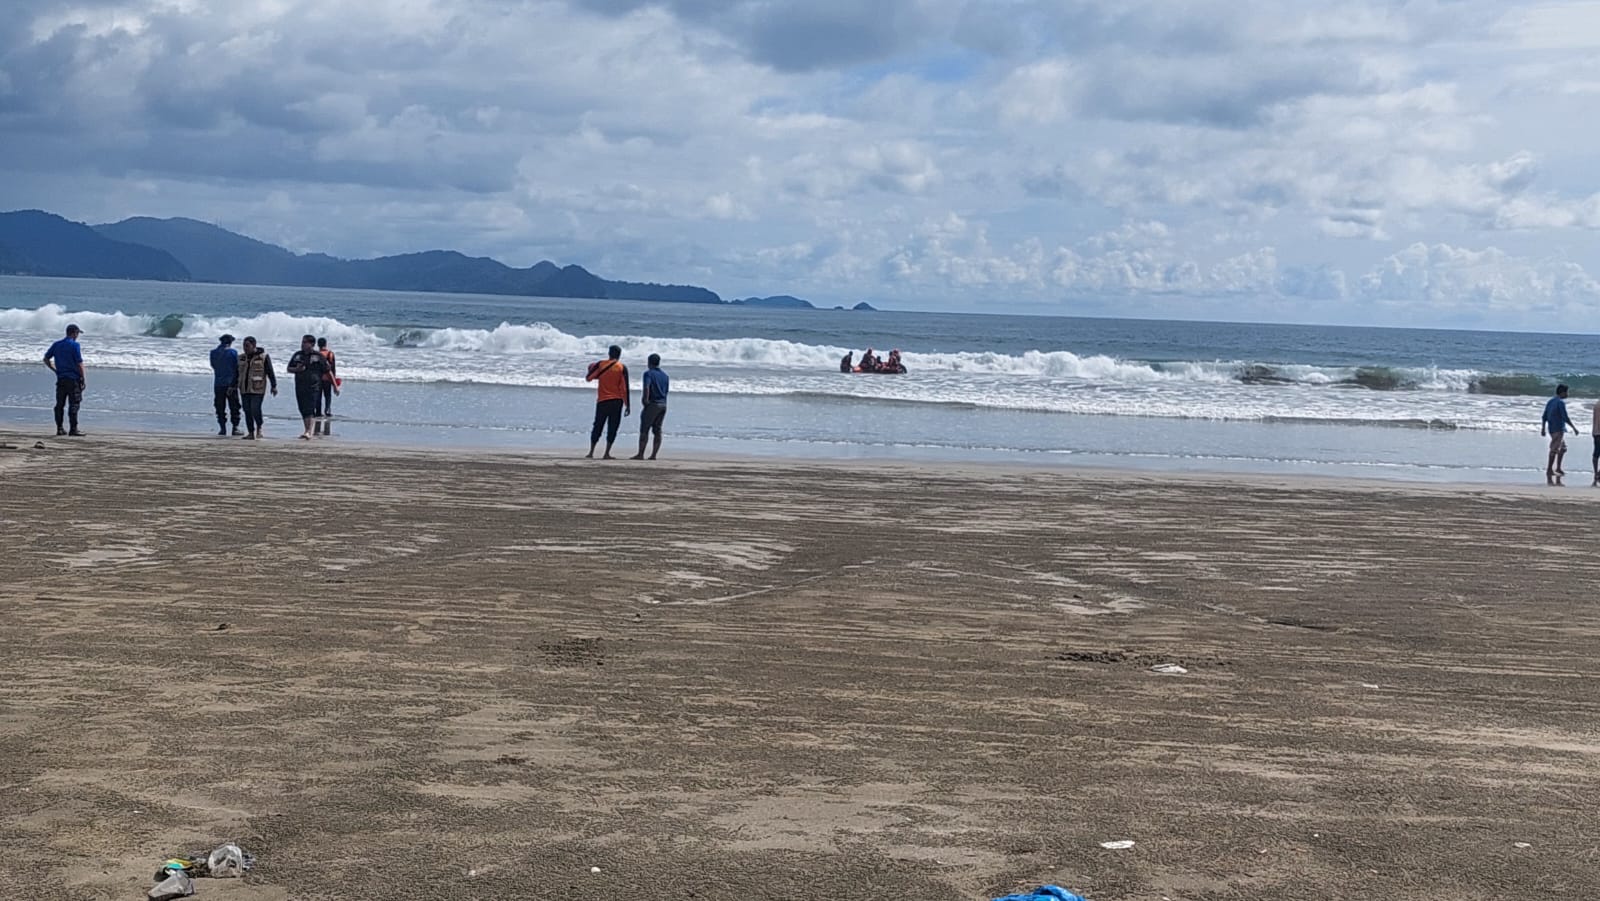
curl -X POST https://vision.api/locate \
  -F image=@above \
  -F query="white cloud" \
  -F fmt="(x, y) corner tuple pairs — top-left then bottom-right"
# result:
(4, 0), (1600, 323)
(1358, 242), (1600, 311)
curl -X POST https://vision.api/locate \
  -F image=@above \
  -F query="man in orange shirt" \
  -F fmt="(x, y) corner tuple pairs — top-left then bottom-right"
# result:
(585, 344), (630, 459)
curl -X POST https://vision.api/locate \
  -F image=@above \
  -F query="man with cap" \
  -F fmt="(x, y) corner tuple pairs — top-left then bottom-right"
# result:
(43, 323), (87, 436)
(210, 334), (243, 436)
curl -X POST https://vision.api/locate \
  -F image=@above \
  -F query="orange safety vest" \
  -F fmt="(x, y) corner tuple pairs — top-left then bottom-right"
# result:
(587, 359), (628, 402)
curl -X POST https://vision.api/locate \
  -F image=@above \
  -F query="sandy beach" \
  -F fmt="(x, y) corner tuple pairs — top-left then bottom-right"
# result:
(2, 430), (1597, 901)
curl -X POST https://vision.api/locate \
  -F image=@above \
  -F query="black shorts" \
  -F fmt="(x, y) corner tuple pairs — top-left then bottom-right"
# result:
(295, 382), (320, 418)
(640, 403), (667, 436)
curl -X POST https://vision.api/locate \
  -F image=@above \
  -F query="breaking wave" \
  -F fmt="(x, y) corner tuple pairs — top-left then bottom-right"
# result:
(0, 303), (1590, 398)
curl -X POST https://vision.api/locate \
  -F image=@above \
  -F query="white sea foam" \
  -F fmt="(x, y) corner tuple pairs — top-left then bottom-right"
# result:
(0, 304), (1556, 433)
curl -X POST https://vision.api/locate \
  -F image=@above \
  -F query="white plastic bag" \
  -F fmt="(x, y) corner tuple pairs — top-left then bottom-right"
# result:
(148, 871), (195, 900)
(208, 842), (249, 877)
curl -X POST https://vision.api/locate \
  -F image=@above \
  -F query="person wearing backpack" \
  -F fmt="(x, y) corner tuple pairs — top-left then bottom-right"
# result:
(237, 336), (278, 439)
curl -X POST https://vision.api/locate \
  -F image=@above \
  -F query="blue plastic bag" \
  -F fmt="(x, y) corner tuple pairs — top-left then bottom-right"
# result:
(991, 887), (1088, 901)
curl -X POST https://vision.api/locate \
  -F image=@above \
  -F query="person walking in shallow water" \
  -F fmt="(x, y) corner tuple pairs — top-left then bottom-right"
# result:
(1589, 398), (1600, 487)
(210, 334), (242, 436)
(314, 336), (339, 417)
(287, 334), (333, 440)
(42, 323), (86, 436)
(631, 353), (668, 460)
(1542, 383), (1580, 485)
(585, 344), (629, 459)
(238, 336), (277, 439)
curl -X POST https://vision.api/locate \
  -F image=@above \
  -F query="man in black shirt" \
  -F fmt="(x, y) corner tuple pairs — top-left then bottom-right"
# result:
(286, 334), (332, 440)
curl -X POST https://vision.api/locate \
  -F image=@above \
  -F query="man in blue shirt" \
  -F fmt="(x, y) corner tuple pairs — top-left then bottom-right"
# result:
(209, 334), (242, 436)
(1542, 384), (1581, 485)
(631, 353), (669, 460)
(42, 323), (86, 436)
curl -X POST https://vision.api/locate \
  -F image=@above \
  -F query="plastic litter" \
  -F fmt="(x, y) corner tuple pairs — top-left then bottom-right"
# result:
(154, 859), (199, 880)
(1513, 842), (1532, 849)
(1151, 664), (1187, 675)
(208, 842), (252, 877)
(1099, 839), (1136, 850)
(148, 871), (195, 900)
(991, 886), (1089, 901)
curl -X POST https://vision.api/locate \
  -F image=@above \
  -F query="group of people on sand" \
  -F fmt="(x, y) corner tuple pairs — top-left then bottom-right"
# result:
(39, 323), (671, 457)
(839, 347), (905, 374)
(39, 324), (341, 441)
(208, 333), (340, 440)
(583, 345), (670, 460)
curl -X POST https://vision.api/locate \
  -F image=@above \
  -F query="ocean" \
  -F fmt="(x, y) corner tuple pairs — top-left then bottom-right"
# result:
(0, 275), (1587, 483)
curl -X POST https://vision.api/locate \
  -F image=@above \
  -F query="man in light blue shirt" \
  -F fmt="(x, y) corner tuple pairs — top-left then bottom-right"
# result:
(632, 353), (669, 460)
(1542, 384), (1580, 485)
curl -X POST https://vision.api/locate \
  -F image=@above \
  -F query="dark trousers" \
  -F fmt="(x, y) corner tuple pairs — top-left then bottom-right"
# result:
(53, 378), (82, 431)
(316, 381), (333, 416)
(638, 403), (666, 447)
(214, 385), (241, 428)
(591, 399), (624, 445)
(242, 393), (265, 434)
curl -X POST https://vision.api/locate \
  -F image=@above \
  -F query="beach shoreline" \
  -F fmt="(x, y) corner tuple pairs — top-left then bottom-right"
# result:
(3, 433), (1598, 900)
(0, 423), (1574, 497)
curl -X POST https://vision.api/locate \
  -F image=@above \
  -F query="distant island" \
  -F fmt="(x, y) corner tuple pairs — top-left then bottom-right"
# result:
(0, 209), (880, 311)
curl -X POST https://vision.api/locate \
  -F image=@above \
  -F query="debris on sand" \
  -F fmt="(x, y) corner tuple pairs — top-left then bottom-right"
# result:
(992, 886), (1090, 901)
(1150, 663), (1188, 675)
(147, 871), (194, 900)
(148, 843), (254, 897)
(1099, 839), (1136, 850)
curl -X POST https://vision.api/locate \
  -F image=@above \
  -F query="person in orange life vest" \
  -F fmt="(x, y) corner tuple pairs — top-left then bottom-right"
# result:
(314, 337), (340, 417)
(585, 344), (630, 459)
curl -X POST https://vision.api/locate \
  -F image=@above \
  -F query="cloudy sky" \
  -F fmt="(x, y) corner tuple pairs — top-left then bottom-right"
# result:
(5, 0), (1600, 325)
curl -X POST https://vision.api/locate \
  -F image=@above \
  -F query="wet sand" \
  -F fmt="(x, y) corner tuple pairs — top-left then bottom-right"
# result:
(2, 431), (1597, 901)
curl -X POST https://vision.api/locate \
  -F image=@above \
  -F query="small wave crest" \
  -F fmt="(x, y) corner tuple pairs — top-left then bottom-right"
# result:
(0, 303), (156, 337)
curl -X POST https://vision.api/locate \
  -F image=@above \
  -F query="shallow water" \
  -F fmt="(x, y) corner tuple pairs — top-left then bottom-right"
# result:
(0, 275), (1586, 483)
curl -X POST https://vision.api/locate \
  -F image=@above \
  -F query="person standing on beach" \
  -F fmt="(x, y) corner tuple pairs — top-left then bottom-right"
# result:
(42, 323), (86, 437)
(238, 336), (277, 439)
(210, 334), (242, 436)
(1542, 384), (1580, 485)
(1590, 399), (1600, 487)
(315, 337), (339, 417)
(632, 353), (669, 460)
(585, 344), (629, 459)
(287, 334), (332, 440)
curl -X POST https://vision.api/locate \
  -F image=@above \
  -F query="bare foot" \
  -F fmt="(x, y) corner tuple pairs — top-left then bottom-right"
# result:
(299, 432), (311, 441)
(602, 454), (615, 460)
(584, 451), (594, 459)
(629, 453), (644, 460)
(647, 455), (657, 460)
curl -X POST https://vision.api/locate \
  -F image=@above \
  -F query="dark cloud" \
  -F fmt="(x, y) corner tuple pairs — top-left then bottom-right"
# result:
(1079, 52), (1369, 129)
(1019, 164), (1083, 200)
(568, 0), (948, 71)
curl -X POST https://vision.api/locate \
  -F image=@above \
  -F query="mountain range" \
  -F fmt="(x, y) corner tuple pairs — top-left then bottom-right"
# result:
(0, 210), (875, 310)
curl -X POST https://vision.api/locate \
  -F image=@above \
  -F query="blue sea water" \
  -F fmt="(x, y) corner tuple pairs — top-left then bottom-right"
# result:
(0, 275), (1592, 483)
